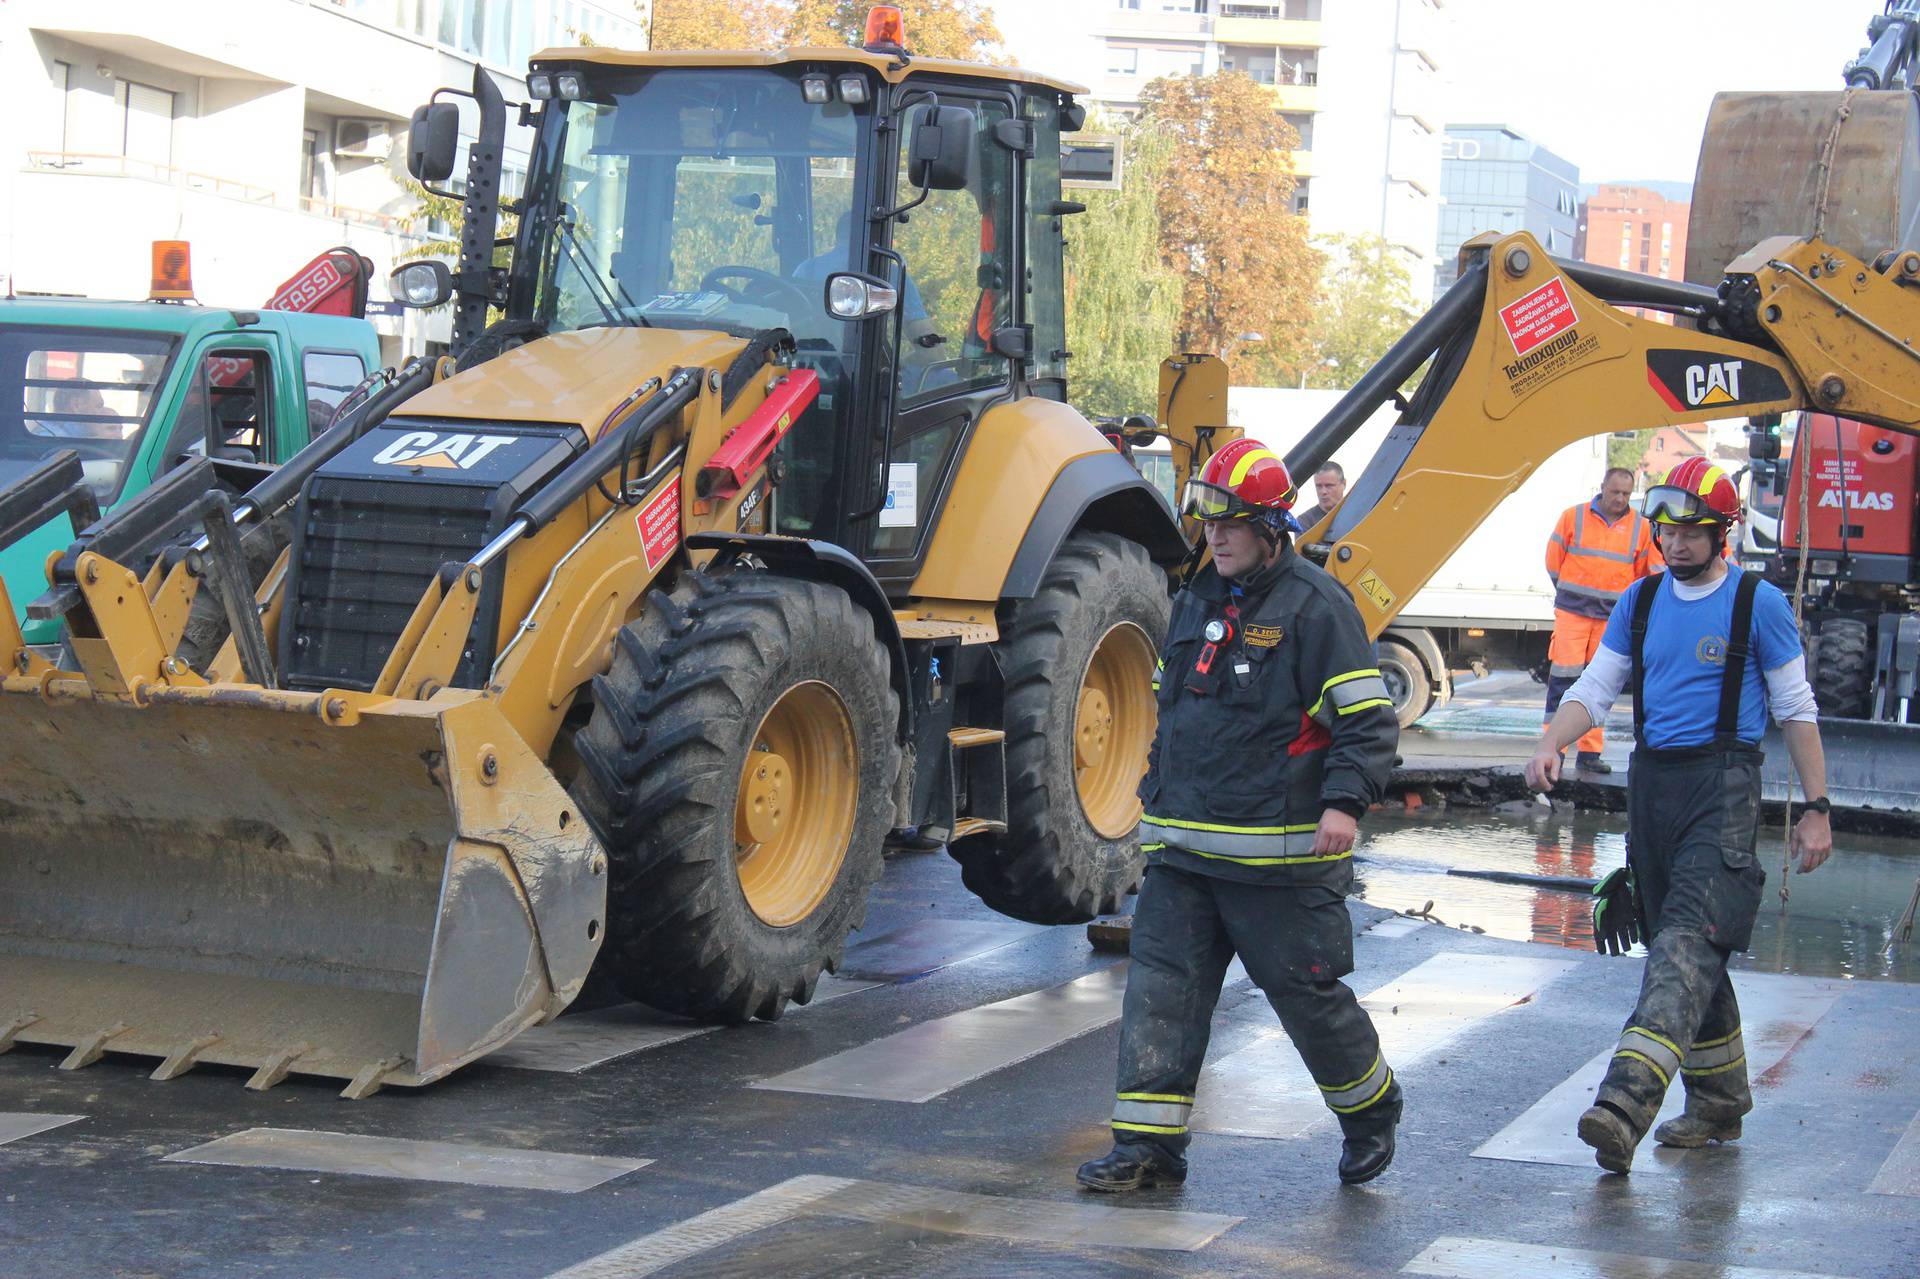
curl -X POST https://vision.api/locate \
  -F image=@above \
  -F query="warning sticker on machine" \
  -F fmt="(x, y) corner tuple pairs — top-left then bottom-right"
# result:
(1498, 277), (1580, 356)
(636, 476), (681, 571)
(1355, 570), (1395, 614)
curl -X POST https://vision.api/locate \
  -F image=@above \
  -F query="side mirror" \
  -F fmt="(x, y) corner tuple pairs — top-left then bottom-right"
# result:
(1062, 137), (1122, 190)
(408, 102), (461, 183)
(1060, 100), (1088, 132)
(908, 104), (977, 192)
(824, 271), (898, 320)
(390, 259), (453, 309)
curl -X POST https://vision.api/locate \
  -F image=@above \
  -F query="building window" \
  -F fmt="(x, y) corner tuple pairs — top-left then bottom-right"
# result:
(1118, 0), (1141, 9)
(1107, 47), (1139, 74)
(52, 60), (71, 153)
(301, 128), (327, 202)
(118, 80), (175, 169)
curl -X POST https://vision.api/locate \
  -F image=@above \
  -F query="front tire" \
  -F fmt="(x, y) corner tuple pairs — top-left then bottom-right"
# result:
(1812, 616), (1871, 720)
(571, 570), (901, 1021)
(1377, 637), (1434, 729)
(948, 532), (1170, 924)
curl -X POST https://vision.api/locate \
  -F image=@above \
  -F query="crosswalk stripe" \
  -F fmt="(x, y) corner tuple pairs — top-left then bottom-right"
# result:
(752, 964), (1131, 1102)
(490, 975), (878, 1075)
(1402, 1234), (1848, 1278)
(542, 1173), (1241, 1276)
(836, 918), (1047, 981)
(1191, 952), (1574, 1139)
(1472, 972), (1844, 1170)
(164, 1127), (650, 1192)
(0, 1113), (84, 1146)
(1868, 1108), (1920, 1197)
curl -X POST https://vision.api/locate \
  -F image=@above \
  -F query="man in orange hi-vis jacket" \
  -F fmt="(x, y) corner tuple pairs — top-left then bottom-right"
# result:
(1544, 467), (1660, 773)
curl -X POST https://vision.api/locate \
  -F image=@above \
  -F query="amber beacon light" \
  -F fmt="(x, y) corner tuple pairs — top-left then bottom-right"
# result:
(149, 240), (195, 301)
(864, 5), (907, 52)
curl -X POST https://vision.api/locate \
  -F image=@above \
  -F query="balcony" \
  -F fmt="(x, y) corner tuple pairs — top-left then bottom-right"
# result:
(26, 151), (418, 235)
(1267, 79), (1319, 112)
(1214, 16), (1325, 47)
(1098, 8), (1209, 38)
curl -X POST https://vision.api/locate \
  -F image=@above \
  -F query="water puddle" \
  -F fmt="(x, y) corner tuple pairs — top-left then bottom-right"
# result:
(1354, 805), (1920, 982)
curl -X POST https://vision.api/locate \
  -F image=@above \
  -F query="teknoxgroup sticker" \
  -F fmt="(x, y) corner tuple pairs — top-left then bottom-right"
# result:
(1646, 350), (1791, 413)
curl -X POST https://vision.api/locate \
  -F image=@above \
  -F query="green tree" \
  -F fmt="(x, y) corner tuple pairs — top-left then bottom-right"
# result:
(1064, 119), (1181, 418)
(1138, 71), (1318, 387)
(1300, 234), (1419, 390)
(1609, 428), (1657, 474)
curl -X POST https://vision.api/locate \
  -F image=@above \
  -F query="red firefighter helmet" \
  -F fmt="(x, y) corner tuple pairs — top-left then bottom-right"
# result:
(1183, 439), (1297, 524)
(1644, 458), (1740, 526)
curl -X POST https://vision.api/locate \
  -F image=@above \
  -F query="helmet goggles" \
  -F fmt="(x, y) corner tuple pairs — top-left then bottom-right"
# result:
(1182, 477), (1257, 522)
(1643, 484), (1730, 526)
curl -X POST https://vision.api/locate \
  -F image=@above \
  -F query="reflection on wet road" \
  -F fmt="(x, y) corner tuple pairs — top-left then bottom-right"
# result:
(1354, 806), (1920, 982)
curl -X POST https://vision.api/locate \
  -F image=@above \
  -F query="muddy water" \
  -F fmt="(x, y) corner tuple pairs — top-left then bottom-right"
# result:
(1353, 805), (1920, 983)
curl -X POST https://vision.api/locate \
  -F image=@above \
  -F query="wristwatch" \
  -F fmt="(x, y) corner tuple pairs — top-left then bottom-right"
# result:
(1793, 796), (1832, 819)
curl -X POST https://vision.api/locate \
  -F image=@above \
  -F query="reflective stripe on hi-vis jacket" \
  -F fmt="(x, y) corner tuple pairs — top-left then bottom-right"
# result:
(1548, 502), (1657, 619)
(1681, 1026), (1746, 1077)
(1138, 815), (1340, 866)
(1308, 668), (1393, 723)
(1113, 1091), (1195, 1135)
(1319, 1053), (1395, 1114)
(1613, 1024), (1684, 1086)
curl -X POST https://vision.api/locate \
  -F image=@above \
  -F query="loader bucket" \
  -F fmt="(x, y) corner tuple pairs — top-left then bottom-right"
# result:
(1688, 89), (1920, 285)
(0, 685), (605, 1095)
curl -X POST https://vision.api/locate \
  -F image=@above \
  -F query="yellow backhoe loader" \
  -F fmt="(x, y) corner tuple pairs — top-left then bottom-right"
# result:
(0, 23), (1196, 1096)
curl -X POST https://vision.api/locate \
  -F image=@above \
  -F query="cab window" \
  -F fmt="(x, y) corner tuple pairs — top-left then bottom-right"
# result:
(164, 350), (272, 467)
(1024, 94), (1068, 393)
(889, 96), (1016, 409)
(303, 350), (368, 435)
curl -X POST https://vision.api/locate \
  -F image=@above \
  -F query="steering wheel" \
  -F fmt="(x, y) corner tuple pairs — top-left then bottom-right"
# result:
(699, 265), (818, 318)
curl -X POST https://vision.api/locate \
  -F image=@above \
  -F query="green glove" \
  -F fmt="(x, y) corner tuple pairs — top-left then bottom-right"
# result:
(1591, 866), (1642, 956)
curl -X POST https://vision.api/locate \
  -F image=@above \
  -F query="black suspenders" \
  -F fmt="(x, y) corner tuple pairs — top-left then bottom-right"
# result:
(1629, 571), (1762, 749)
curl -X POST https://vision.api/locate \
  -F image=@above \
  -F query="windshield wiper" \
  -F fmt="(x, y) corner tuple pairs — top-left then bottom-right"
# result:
(556, 207), (648, 328)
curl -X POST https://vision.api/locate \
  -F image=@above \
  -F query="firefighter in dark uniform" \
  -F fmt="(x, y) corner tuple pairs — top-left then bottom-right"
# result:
(1526, 459), (1834, 1174)
(1077, 440), (1403, 1192)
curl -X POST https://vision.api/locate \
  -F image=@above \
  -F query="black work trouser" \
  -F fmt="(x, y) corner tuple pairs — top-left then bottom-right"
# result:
(1109, 862), (1398, 1157)
(1596, 747), (1766, 1134)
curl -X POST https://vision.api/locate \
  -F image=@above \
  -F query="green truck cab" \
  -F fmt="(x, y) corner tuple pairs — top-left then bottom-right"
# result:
(0, 299), (381, 642)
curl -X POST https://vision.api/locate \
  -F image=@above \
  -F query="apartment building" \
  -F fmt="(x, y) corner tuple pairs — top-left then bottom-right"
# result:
(1432, 124), (1579, 299)
(1017, 0), (1452, 268)
(0, 0), (649, 358)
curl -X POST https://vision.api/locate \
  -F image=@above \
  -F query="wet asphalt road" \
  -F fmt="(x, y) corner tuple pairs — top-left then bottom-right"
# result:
(2, 674), (1917, 1277)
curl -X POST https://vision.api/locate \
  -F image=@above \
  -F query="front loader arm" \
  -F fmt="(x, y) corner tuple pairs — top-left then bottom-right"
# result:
(1290, 231), (1920, 639)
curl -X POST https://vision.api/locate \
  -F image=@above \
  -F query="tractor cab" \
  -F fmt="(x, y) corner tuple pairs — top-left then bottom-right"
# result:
(403, 15), (1089, 591)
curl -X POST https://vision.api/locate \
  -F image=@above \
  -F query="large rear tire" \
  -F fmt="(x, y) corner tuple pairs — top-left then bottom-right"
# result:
(571, 569), (901, 1021)
(948, 532), (1170, 924)
(1813, 616), (1872, 720)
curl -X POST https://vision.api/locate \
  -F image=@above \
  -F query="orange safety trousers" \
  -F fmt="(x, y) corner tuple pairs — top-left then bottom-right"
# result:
(1545, 610), (1608, 755)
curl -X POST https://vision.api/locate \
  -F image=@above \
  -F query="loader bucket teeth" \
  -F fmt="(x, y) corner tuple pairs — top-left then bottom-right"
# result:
(0, 686), (605, 1092)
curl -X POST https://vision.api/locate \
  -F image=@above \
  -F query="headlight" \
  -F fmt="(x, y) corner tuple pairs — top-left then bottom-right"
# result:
(801, 75), (831, 105)
(825, 272), (898, 319)
(837, 75), (870, 105)
(526, 73), (553, 100)
(556, 72), (585, 100)
(390, 259), (453, 308)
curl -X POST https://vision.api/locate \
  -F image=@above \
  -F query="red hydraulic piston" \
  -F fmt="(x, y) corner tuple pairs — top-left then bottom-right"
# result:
(695, 368), (820, 500)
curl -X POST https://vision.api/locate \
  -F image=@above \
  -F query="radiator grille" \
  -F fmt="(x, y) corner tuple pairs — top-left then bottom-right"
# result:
(282, 477), (495, 692)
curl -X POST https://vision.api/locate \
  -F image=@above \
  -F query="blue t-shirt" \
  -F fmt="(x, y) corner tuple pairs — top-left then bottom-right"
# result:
(1598, 568), (1801, 748)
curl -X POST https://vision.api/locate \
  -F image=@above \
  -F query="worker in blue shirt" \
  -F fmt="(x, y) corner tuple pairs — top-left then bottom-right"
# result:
(1523, 459), (1833, 1175)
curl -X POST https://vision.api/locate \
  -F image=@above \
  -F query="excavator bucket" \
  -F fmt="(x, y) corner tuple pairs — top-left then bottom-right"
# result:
(1688, 89), (1920, 284)
(0, 684), (605, 1095)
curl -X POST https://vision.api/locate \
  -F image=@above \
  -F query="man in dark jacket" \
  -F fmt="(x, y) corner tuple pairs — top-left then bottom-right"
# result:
(1077, 440), (1402, 1192)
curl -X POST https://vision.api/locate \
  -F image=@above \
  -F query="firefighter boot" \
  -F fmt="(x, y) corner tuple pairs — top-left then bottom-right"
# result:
(1337, 1094), (1402, 1185)
(1577, 1102), (1641, 1174)
(1075, 1143), (1188, 1193)
(1653, 1110), (1743, 1148)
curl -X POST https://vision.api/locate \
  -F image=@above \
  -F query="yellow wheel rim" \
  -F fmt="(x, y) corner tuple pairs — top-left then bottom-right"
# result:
(734, 680), (860, 927)
(1075, 621), (1158, 839)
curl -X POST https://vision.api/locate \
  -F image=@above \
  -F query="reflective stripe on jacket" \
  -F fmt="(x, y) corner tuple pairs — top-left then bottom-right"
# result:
(1139, 553), (1399, 887)
(1546, 500), (1659, 620)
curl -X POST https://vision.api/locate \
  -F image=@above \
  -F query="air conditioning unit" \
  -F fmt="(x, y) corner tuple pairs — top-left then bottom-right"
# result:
(335, 118), (392, 161)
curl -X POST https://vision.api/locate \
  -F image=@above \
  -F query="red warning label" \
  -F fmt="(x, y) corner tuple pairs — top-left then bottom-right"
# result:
(636, 476), (681, 571)
(1499, 277), (1580, 356)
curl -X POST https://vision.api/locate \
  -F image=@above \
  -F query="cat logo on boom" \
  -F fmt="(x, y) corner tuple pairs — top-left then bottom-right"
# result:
(370, 430), (518, 470)
(1645, 349), (1792, 413)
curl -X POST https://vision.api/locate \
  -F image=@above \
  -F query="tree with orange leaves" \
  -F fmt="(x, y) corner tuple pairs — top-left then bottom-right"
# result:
(1138, 70), (1319, 386)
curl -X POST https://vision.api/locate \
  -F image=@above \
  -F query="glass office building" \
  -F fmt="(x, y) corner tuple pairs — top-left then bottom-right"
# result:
(1432, 124), (1578, 298)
